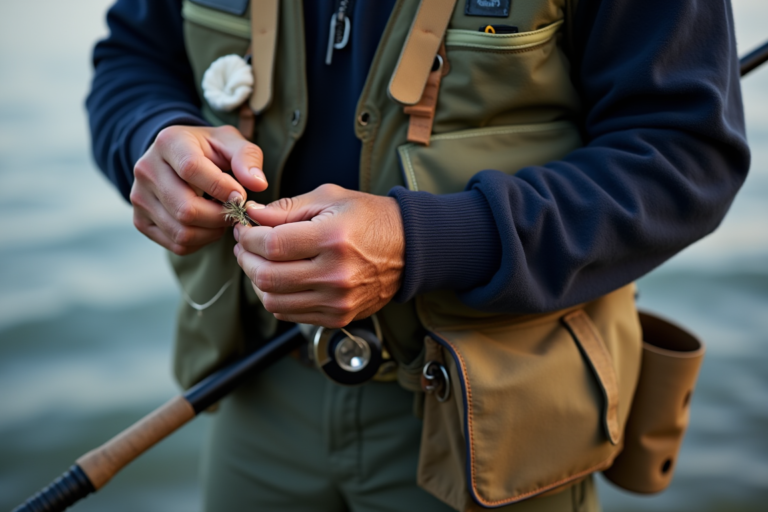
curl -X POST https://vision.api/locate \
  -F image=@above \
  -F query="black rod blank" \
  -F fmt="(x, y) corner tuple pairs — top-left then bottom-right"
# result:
(741, 40), (768, 77)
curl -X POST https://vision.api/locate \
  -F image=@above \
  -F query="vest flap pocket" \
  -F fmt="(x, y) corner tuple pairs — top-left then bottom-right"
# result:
(416, 286), (642, 508)
(398, 121), (581, 194)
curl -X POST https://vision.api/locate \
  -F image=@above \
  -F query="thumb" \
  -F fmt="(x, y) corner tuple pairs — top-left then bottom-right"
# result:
(246, 189), (333, 227)
(208, 127), (268, 193)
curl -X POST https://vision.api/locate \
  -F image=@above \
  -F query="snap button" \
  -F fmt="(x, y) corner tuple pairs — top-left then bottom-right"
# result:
(291, 109), (301, 126)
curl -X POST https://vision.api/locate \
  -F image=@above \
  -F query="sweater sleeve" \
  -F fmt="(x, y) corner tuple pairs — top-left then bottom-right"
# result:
(391, 0), (750, 313)
(86, 0), (208, 202)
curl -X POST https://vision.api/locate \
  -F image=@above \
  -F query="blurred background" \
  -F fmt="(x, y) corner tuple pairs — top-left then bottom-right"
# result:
(0, 1), (766, 510)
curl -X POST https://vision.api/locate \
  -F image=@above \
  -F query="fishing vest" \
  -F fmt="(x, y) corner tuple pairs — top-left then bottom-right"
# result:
(170, 0), (656, 509)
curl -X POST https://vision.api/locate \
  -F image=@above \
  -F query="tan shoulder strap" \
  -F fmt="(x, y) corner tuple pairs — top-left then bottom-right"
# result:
(388, 0), (457, 106)
(249, 0), (280, 114)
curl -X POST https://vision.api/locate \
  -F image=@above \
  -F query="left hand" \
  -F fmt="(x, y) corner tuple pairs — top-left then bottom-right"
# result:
(233, 184), (405, 328)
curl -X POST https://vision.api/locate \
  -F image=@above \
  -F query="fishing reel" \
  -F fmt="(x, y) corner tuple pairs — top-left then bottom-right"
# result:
(306, 316), (390, 386)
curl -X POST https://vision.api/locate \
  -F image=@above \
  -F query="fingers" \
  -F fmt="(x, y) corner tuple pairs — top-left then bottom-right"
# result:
(133, 203), (225, 255)
(139, 157), (232, 229)
(234, 222), (325, 261)
(209, 128), (268, 193)
(235, 246), (321, 293)
(154, 126), (248, 203)
(245, 183), (345, 227)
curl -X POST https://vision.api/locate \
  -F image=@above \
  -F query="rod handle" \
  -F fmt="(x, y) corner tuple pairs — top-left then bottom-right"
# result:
(76, 395), (195, 489)
(11, 465), (94, 512)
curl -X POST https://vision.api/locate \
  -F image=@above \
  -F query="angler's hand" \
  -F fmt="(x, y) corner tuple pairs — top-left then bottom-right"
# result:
(130, 125), (267, 255)
(233, 184), (405, 328)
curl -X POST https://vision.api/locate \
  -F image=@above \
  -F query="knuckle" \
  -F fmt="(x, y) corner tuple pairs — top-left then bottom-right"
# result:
(317, 183), (339, 195)
(154, 126), (178, 148)
(170, 243), (193, 256)
(176, 156), (199, 181)
(326, 317), (349, 330)
(133, 158), (152, 181)
(262, 231), (284, 260)
(272, 196), (294, 211)
(174, 201), (197, 224)
(171, 226), (194, 246)
(333, 296), (356, 316)
(241, 144), (263, 162)
(261, 294), (280, 314)
(330, 267), (357, 290)
(207, 175), (228, 200)
(216, 124), (240, 137)
(253, 266), (276, 292)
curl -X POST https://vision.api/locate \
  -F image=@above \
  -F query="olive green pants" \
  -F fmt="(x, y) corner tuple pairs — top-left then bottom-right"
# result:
(200, 356), (601, 512)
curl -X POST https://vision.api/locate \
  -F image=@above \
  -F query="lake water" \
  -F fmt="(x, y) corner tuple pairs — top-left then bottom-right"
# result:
(0, 1), (766, 511)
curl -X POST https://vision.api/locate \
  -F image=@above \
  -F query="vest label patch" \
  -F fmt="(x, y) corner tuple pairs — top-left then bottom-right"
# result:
(465, 0), (511, 18)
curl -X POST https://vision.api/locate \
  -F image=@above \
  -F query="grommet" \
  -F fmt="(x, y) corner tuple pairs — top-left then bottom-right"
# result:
(357, 111), (370, 126)
(291, 109), (301, 126)
(421, 360), (450, 402)
(431, 54), (444, 73)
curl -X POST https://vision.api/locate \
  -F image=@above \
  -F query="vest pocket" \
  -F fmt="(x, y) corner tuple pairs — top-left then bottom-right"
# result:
(397, 121), (581, 194)
(434, 20), (580, 133)
(416, 286), (642, 509)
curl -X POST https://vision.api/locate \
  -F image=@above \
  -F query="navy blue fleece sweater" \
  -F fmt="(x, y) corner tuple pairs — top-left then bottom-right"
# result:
(87, 0), (749, 314)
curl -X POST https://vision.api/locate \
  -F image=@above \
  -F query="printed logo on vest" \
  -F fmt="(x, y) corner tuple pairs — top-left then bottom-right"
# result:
(465, 0), (511, 18)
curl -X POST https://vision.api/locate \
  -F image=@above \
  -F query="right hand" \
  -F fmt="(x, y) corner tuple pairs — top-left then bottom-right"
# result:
(130, 125), (268, 255)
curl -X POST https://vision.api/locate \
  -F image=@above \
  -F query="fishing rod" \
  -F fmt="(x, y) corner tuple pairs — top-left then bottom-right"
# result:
(12, 325), (304, 512)
(741, 39), (768, 77)
(11, 38), (768, 512)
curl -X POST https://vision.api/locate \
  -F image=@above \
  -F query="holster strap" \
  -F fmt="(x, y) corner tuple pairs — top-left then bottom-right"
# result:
(562, 310), (622, 445)
(388, 0), (457, 106)
(249, 0), (279, 114)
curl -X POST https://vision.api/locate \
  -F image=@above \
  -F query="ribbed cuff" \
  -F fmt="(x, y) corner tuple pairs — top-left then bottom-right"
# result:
(389, 186), (502, 302)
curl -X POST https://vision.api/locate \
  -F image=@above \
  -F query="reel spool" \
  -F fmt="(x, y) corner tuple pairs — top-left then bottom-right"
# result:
(312, 316), (385, 385)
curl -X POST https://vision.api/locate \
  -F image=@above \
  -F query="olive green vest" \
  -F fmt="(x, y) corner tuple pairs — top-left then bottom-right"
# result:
(173, 1), (643, 508)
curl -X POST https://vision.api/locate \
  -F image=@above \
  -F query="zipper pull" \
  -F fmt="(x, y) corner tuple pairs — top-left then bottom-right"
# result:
(325, 0), (352, 65)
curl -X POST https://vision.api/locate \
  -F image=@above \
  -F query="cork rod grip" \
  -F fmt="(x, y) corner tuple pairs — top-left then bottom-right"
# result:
(76, 395), (196, 489)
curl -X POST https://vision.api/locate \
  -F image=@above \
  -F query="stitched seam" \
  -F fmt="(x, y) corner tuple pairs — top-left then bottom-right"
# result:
(446, 41), (550, 53)
(431, 121), (573, 142)
(182, 1), (251, 39)
(400, 146), (420, 191)
(445, 20), (563, 49)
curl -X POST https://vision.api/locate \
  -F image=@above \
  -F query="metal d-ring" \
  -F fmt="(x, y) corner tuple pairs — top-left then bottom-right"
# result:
(422, 360), (451, 402)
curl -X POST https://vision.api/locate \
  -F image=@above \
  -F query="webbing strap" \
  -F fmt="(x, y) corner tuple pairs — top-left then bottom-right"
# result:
(562, 310), (622, 445)
(388, 0), (457, 106)
(249, 0), (279, 114)
(403, 44), (447, 145)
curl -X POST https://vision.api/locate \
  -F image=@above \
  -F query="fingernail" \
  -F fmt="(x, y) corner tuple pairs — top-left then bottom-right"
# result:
(233, 226), (240, 242)
(246, 201), (266, 211)
(249, 168), (265, 182)
(233, 243), (242, 257)
(228, 191), (243, 203)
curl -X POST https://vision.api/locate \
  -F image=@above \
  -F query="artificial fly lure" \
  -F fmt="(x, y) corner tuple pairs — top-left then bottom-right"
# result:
(222, 197), (258, 226)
